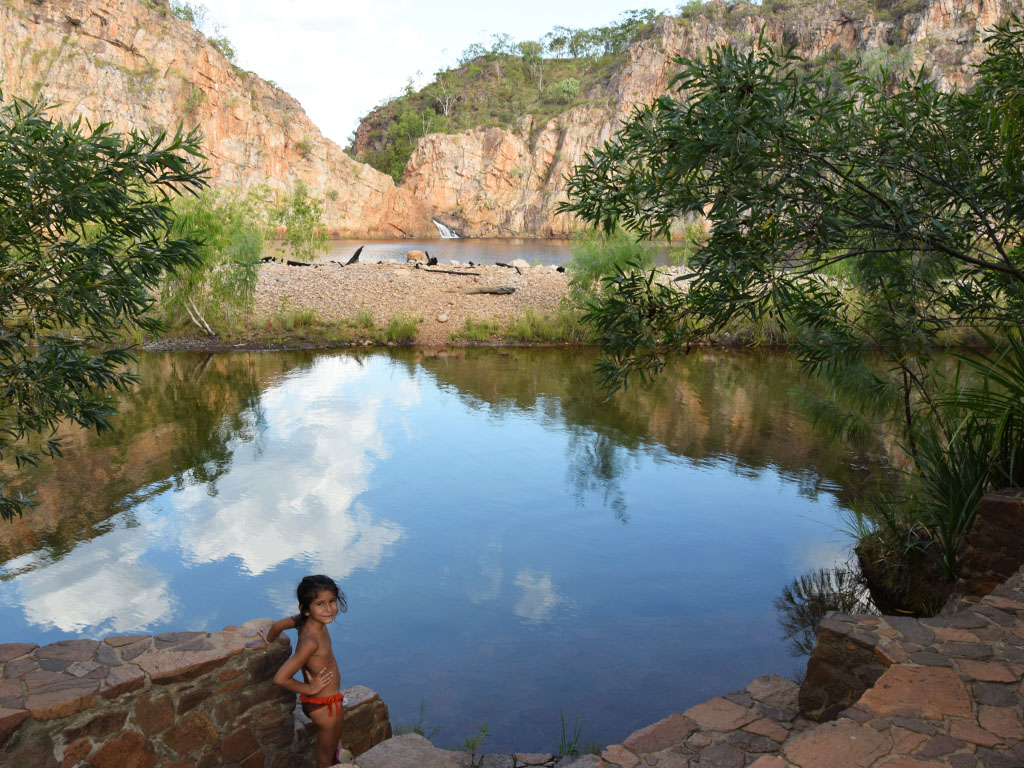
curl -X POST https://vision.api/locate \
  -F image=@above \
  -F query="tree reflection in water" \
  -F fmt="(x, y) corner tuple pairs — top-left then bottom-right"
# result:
(565, 429), (632, 524)
(773, 565), (878, 657)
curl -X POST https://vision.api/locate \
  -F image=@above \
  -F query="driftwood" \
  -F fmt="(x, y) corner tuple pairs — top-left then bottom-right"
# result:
(494, 261), (522, 274)
(420, 267), (482, 276)
(260, 256), (313, 267)
(345, 246), (363, 266)
(463, 285), (515, 295)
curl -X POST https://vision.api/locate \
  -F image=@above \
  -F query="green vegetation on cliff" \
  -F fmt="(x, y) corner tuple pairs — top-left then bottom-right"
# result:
(348, 10), (660, 183)
(348, 0), (962, 184)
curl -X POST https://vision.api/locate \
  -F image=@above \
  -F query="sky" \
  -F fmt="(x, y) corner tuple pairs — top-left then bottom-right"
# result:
(196, 0), (674, 148)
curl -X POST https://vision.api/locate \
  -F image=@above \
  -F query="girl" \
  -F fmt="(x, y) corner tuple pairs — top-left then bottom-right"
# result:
(265, 574), (348, 768)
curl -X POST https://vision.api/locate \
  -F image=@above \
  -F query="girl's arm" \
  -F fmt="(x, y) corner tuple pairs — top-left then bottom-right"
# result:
(272, 635), (334, 696)
(264, 614), (299, 644)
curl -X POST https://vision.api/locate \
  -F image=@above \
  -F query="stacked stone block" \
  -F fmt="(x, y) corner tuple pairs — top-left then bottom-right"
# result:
(955, 489), (1024, 598)
(0, 619), (391, 767)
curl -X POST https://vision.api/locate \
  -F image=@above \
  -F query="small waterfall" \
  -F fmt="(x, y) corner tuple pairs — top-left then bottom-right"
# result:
(433, 219), (459, 239)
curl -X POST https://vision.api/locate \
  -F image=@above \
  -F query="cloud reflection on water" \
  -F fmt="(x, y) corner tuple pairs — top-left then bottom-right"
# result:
(513, 569), (569, 623)
(172, 356), (408, 575)
(9, 526), (175, 633)
(6, 355), (411, 634)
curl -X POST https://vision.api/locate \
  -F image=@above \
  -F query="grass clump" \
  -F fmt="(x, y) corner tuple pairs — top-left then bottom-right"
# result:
(351, 308), (375, 330)
(395, 700), (441, 739)
(374, 314), (421, 344)
(451, 317), (502, 342)
(840, 333), (1024, 615)
(505, 308), (590, 343)
(272, 307), (318, 332)
(556, 710), (602, 756)
(461, 724), (490, 761)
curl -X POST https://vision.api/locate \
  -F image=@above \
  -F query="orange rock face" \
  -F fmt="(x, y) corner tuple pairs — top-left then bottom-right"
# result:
(0, 0), (432, 238)
(0, 0), (1014, 238)
(401, 0), (1013, 236)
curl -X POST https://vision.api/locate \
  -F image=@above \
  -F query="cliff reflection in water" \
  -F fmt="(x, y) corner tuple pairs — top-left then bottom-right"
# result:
(0, 351), (320, 564)
(0, 352), (406, 634)
(408, 347), (886, 516)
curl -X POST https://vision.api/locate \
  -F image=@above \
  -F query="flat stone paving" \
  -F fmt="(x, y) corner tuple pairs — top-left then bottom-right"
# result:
(352, 564), (1024, 768)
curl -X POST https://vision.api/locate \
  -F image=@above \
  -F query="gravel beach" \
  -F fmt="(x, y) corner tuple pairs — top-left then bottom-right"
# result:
(253, 260), (572, 345)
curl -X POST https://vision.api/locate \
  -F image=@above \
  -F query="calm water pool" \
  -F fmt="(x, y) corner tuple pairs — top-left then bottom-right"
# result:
(0, 348), (880, 751)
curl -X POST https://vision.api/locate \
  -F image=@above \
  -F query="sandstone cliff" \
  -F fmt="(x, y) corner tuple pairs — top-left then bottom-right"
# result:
(402, 0), (1021, 237)
(0, 0), (1019, 238)
(0, 0), (435, 237)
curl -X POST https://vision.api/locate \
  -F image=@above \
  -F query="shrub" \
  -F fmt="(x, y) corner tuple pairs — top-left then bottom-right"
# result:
(209, 34), (236, 63)
(164, 188), (265, 334)
(0, 93), (206, 521)
(566, 229), (656, 307)
(545, 77), (580, 104)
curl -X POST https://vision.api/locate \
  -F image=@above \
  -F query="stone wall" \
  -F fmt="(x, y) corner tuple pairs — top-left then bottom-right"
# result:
(955, 488), (1024, 598)
(0, 619), (391, 767)
(797, 488), (1024, 725)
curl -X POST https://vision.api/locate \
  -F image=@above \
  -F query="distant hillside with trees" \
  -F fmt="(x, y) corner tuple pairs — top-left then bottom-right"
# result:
(347, 0), (965, 183)
(347, 9), (660, 182)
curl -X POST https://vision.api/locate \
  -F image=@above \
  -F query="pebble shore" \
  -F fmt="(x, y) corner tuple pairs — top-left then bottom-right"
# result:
(253, 260), (572, 346)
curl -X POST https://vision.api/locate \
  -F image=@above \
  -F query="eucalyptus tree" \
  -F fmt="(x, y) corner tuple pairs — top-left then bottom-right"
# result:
(560, 20), (1024, 415)
(559, 19), (1024, 581)
(270, 181), (329, 264)
(0, 95), (207, 521)
(163, 188), (265, 334)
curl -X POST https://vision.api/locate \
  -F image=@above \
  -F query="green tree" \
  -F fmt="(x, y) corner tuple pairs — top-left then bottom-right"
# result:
(561, 22), (1024, 396)
(162, 188), (264, 334)
(170, 0), (208, 28)
(270, 181), (328, 263)
(545, 77), (581, 104)
(560, 20), (1024, 587)
(0, 95), (206, 521)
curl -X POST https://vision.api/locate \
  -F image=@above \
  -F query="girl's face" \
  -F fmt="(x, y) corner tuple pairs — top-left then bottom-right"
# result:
(304, 589), (339, 625)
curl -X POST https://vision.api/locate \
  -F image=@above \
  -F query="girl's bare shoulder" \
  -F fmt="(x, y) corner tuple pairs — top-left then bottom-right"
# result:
(294, 627), (321, 652)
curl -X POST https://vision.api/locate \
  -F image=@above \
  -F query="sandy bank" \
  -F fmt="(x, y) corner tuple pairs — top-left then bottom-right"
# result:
(255, 260), (571, 346)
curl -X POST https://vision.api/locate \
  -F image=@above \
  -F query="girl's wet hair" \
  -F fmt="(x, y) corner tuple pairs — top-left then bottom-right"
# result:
(295, 574), (348, 629)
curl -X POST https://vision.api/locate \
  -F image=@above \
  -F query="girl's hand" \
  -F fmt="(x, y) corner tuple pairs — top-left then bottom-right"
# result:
(307, 667), (333, 696)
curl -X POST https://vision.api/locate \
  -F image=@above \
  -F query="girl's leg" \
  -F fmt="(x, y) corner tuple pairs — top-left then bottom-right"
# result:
(309, 705), (345, 768)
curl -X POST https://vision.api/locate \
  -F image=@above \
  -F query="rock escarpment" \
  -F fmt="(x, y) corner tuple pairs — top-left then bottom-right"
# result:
(401, 0), (1020, 237)
(0, 0), (433, 237)
(0, 0), (1019, 237)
